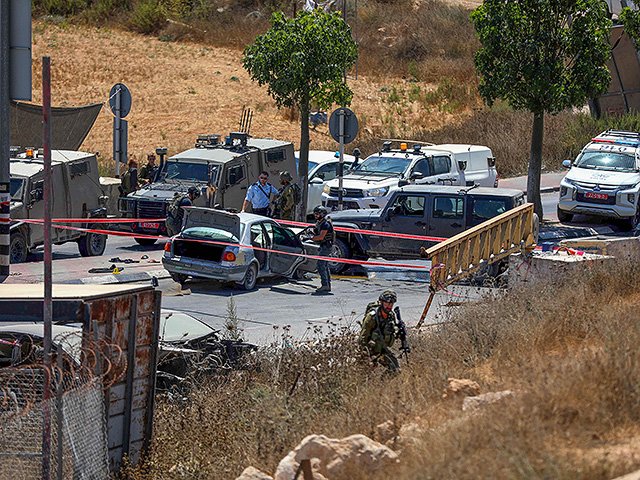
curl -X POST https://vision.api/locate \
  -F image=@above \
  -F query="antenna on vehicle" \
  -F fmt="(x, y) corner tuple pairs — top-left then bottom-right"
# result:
(239, 106), (253, 135)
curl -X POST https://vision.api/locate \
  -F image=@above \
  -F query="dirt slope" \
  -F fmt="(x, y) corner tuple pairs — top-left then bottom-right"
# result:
(28, 20), (441, 172)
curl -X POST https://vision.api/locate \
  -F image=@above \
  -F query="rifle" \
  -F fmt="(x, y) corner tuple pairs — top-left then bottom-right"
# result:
(394, 306), (410, 363)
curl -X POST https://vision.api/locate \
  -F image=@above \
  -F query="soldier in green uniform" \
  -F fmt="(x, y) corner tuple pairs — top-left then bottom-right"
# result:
(276, 171), (296, 220)
(120, 158), (138, 197)
(359, 290), (400, 372)
(139, 152), (158, 184)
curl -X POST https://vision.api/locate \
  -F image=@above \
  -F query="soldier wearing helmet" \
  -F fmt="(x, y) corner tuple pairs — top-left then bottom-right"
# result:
(359, 289), (400, 372)
(309, 205), (334, 293)
(275, 171), (298, 221)
(166, 186), (201, 237)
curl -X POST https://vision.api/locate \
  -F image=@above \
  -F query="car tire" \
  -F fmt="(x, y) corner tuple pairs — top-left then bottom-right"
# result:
(238, 263), (258, 290)
(557, 206), (573, 223)
(328, 238), (351, 274)
(78, 227), (107, 257)
(622, 207), (640, 232)
(10, 232), (28, 264)
(135, 237), (157, 246)
(170, 272), (188, 284)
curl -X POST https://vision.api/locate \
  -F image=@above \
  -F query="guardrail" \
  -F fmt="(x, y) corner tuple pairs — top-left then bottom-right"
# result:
(416, 203), (537, 327)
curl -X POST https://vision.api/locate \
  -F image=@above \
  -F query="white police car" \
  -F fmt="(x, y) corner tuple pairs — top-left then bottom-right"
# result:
(558, 130), (640, 230)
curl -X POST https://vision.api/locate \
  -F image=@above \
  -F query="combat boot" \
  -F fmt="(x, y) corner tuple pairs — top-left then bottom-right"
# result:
(315, 284), (331, 293)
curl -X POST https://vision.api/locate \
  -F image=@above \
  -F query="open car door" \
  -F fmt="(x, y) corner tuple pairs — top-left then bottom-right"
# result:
(262, 222), (305, 276)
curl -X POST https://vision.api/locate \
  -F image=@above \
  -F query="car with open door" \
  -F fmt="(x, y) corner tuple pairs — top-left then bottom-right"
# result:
(162, 208), (319, 289)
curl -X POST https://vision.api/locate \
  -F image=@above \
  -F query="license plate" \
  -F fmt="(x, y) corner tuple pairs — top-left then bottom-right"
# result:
(140, 222), (159, 229)
(585, 192), (608, 200)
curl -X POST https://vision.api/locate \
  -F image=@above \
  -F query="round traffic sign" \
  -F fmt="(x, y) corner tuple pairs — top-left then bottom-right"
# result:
(109, 83), (132, 118)
(329, 107), (359, 144)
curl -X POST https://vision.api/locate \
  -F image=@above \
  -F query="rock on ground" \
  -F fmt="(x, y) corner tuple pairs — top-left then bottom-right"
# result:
(462, 390), (515, 411)
(274, 434), (398, 480)
(442, 378), (481, 400)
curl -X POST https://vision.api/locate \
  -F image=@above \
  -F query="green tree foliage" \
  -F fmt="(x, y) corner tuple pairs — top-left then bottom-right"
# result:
(471, 0), (611, 216)
(620, 3), (640, 48)
(243, 10), (358, 217)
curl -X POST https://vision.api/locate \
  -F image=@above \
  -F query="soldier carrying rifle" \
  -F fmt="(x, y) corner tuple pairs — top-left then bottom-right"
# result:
(359, 289), (410, 373)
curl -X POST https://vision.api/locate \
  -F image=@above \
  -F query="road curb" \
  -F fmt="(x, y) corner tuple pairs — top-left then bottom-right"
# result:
(60, 269), (172, 285)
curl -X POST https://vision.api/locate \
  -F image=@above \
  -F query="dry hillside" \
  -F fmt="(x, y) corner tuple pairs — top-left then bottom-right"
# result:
(29, 19), (472, 174)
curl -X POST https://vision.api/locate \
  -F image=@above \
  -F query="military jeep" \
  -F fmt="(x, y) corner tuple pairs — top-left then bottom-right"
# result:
(9, 148), (109, 263)
(118, 132), (298, 245)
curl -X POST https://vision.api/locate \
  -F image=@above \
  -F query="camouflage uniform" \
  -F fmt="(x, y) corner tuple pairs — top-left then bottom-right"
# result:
(359, 291), (400, 371)
(277, 184), (296, 220)
(139, 161), (158, 183)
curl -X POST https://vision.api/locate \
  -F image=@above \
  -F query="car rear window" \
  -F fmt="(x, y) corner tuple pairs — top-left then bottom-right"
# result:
(182, 227), (239, 244)
(471, 198), (508, 221)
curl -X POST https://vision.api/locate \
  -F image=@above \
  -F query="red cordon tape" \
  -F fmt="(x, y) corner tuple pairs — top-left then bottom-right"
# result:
(21, 219), (431, 270)
(41, 216), (449, 243)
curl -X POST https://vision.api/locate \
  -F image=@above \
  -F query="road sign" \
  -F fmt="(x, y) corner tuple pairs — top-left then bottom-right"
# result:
(109, 83), (132, 118)
(329, 107), (358, 144)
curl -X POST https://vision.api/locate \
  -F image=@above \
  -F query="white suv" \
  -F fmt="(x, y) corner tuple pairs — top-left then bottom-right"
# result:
(558, 130), (640, 230)
(321, 142), (497, 211)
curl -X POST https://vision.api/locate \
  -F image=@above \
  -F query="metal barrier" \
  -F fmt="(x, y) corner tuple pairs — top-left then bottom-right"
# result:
(416, 203), (537, 327)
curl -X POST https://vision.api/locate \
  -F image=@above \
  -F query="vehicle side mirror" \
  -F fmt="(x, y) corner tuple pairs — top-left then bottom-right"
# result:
(562, 160), (572, 168)
(385, 208), (394, 221)
(398, 179), (409, 187)
(310, 177), (323, 185)
(410, 172), (424, 180)
(316, 172), (325, 180)
(458, 160), (467, 172)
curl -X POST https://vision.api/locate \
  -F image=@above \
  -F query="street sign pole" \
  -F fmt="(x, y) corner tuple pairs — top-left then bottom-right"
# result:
(329, 107), (359, 213)
(338, 109), (345, 211)
(114, 88), (121, 177)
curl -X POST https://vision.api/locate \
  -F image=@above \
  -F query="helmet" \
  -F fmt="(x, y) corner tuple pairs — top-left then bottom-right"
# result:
(187, 186), (200, 198)
(279, 171), (292, 182)
(313, 205), (328, 217)
(379, 290), (397, 303)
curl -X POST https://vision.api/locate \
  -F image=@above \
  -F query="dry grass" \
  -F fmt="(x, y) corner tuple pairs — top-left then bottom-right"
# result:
(124, 261), (640, 480)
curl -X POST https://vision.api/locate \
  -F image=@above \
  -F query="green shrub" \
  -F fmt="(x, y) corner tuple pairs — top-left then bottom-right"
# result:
(131, 0), (167, 34)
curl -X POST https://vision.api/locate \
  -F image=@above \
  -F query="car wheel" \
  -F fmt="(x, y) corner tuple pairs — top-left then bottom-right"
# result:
(78, 228), (107, 257)
(238, 263), (258, 290)
(10, 232), (28, 264)
(170, 272), (188, 284)
(328, 238), (351, 274)
(622, 207), (640, 232)
(557, 206), (573, 223)
(135, 237), (157, 246)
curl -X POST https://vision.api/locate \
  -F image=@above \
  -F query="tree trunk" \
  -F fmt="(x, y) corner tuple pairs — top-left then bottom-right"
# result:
(527, 112), (544, 218)
(298, 103), (311, 221)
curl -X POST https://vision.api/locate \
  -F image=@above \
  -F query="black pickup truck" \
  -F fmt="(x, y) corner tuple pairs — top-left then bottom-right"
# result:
(327, 184), (526, 272)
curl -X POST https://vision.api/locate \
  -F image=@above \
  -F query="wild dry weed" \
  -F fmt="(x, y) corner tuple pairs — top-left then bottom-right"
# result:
(125, 261), (640, 479)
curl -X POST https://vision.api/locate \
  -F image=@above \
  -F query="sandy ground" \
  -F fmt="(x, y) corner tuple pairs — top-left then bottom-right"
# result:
(27, 20), (423, 172)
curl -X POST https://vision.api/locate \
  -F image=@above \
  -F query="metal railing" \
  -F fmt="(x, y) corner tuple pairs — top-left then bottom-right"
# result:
(416, 203), (537, 327)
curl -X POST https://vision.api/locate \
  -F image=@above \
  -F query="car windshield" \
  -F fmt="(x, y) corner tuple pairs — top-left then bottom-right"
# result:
(160, 311), (215, 342)
(353, 155), (411, 174)
(295, 157), (319, 173)
(182, 226), (239, 244)
(575, 151), (637, 172)
(159, 160), (218, 182)
(10, 178), (23, 200)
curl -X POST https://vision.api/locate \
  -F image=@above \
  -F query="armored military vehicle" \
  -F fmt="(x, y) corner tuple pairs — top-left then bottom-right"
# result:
(9, 148), (109, 263)
(118, 132), (298, 245)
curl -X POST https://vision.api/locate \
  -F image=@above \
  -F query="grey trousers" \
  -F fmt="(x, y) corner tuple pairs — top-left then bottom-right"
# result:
(318, 243), (332, 286)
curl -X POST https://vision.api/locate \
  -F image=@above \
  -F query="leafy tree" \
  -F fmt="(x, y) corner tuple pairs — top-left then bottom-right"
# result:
(620, 2), (640, 47)
(471, 0), (612, 217)
(243, 10), (358, 217)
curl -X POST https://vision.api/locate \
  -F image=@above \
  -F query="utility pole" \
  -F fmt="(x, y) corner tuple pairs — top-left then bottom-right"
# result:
(0, 0), (10, 280)
(0, 0), (31, 281)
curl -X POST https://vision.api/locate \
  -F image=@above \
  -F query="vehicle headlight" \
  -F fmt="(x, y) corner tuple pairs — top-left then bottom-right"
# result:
(323, 185), (331, 194)
(364, 187), (389, 197)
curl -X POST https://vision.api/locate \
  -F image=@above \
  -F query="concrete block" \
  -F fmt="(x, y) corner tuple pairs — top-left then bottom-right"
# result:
(508, 251), (614, 288)
(100, 177), (122, 217)
(559, 235), (640, 263)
